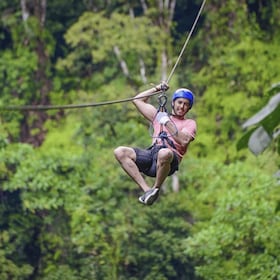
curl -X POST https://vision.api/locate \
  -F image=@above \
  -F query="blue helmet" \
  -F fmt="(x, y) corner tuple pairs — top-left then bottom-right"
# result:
(172, 88), (194, 108)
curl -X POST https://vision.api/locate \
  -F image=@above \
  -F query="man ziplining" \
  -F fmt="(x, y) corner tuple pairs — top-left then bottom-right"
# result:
(0, 0), (204, 207)
(114, 81), (197, 206)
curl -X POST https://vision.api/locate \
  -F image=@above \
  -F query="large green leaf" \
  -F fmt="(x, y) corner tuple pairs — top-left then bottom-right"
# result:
(237, 93), (280, 154)
(242, 93), (280, 131)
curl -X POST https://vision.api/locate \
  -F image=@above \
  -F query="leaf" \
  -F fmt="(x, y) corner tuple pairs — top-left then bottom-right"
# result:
(247, 126), (271, 155)
(236, 127), (257, 151)
(242, 93), (280, 129)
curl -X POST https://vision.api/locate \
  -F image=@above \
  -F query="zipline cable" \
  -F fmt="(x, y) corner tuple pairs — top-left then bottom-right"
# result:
(166, 0), (206, 84)
(0, 91), (162, 111)
(0, 0), (206, 112)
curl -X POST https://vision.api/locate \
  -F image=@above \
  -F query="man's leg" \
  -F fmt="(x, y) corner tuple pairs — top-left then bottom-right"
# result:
(114, 146), (151, 192)
(138, 148), (173, 205)
(153, 148), (173, 188)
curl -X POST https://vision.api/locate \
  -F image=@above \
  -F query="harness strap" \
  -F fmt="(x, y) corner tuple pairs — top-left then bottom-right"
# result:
(151, 88), (177, 150)
(157, 92), (167, 135)
(157, 131), (177, 150)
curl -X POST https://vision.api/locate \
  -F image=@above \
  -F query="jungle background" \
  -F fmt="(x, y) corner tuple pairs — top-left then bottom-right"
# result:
(0, 0), (279, 279)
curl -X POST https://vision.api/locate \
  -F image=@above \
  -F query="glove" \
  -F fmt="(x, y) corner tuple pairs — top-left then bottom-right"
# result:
(156, 112), (170, 125)
(155, 81), (169, 92)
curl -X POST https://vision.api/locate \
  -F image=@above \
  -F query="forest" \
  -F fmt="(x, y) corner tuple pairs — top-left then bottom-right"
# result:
(0, 0), (279, 279)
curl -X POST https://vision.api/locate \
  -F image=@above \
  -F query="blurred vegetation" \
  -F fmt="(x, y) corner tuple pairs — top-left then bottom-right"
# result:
(0, 0), (279, 279)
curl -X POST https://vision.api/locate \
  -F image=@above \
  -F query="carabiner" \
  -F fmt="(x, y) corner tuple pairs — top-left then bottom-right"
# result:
(158, 94), (167, 109)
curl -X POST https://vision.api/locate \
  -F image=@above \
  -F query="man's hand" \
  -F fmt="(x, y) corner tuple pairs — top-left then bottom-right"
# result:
(155, 81), (169, 92)
(156, 112), (170, 125)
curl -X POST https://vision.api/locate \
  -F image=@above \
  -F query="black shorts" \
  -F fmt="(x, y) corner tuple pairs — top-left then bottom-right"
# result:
(133, 145), (179, 177)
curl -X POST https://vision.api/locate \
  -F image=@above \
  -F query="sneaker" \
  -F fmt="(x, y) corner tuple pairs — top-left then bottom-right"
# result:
(138, 188), (160, 205)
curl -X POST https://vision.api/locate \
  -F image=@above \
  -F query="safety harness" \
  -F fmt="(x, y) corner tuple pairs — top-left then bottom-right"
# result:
(153, 91), (177, 150)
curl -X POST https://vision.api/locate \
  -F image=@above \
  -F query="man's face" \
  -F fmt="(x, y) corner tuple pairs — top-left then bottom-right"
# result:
(172, 98), (191, 117)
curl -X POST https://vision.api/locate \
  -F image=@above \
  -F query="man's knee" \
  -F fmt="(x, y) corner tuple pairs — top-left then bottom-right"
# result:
(114, 146), (124, 160)
(114, 146), (134, 161)
(157, 148), (173, 163)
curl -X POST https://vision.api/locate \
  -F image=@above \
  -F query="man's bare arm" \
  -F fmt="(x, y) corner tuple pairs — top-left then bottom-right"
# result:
(165, 121), (194, 147)
(133, 83), (169, 122)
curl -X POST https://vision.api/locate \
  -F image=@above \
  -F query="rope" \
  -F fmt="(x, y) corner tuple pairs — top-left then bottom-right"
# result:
(0, 0), (206, 112)
(166, 0), (207, 83)
(0, 90), (162, 112)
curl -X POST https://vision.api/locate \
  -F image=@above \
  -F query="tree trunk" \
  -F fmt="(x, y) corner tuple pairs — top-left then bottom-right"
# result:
(113, 45), (130, 77)
(20, 0), (53, 147)
(157, 0), (176, 80)
(129, 5), (147, 83)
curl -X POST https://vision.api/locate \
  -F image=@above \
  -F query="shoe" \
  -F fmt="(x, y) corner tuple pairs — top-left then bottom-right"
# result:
(138, 188), (160, 205)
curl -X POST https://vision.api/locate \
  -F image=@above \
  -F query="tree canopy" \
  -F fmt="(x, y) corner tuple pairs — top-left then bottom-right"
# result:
(0, 0), (279, 279)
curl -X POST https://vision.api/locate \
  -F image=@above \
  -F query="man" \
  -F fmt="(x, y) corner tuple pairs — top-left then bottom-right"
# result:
(114, 82), (197, 205)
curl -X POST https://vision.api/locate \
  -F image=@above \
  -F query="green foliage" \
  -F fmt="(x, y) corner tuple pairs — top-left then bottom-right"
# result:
(0, 142), (38, 279)
(188, 17), (280, 161)
(57, 11), (164, 84)
(183, 160), (280, 279)
(0, 7), (57, 143)
(0, 49), (38, 138)
(0, 196), (35, 280)
(237, 83), (280, 156)
(1, 1), (280, 279)
(1, 123), (197, 279)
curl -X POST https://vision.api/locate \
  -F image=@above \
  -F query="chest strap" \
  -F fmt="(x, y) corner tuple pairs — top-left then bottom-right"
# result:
(157, 131), (177, 150)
